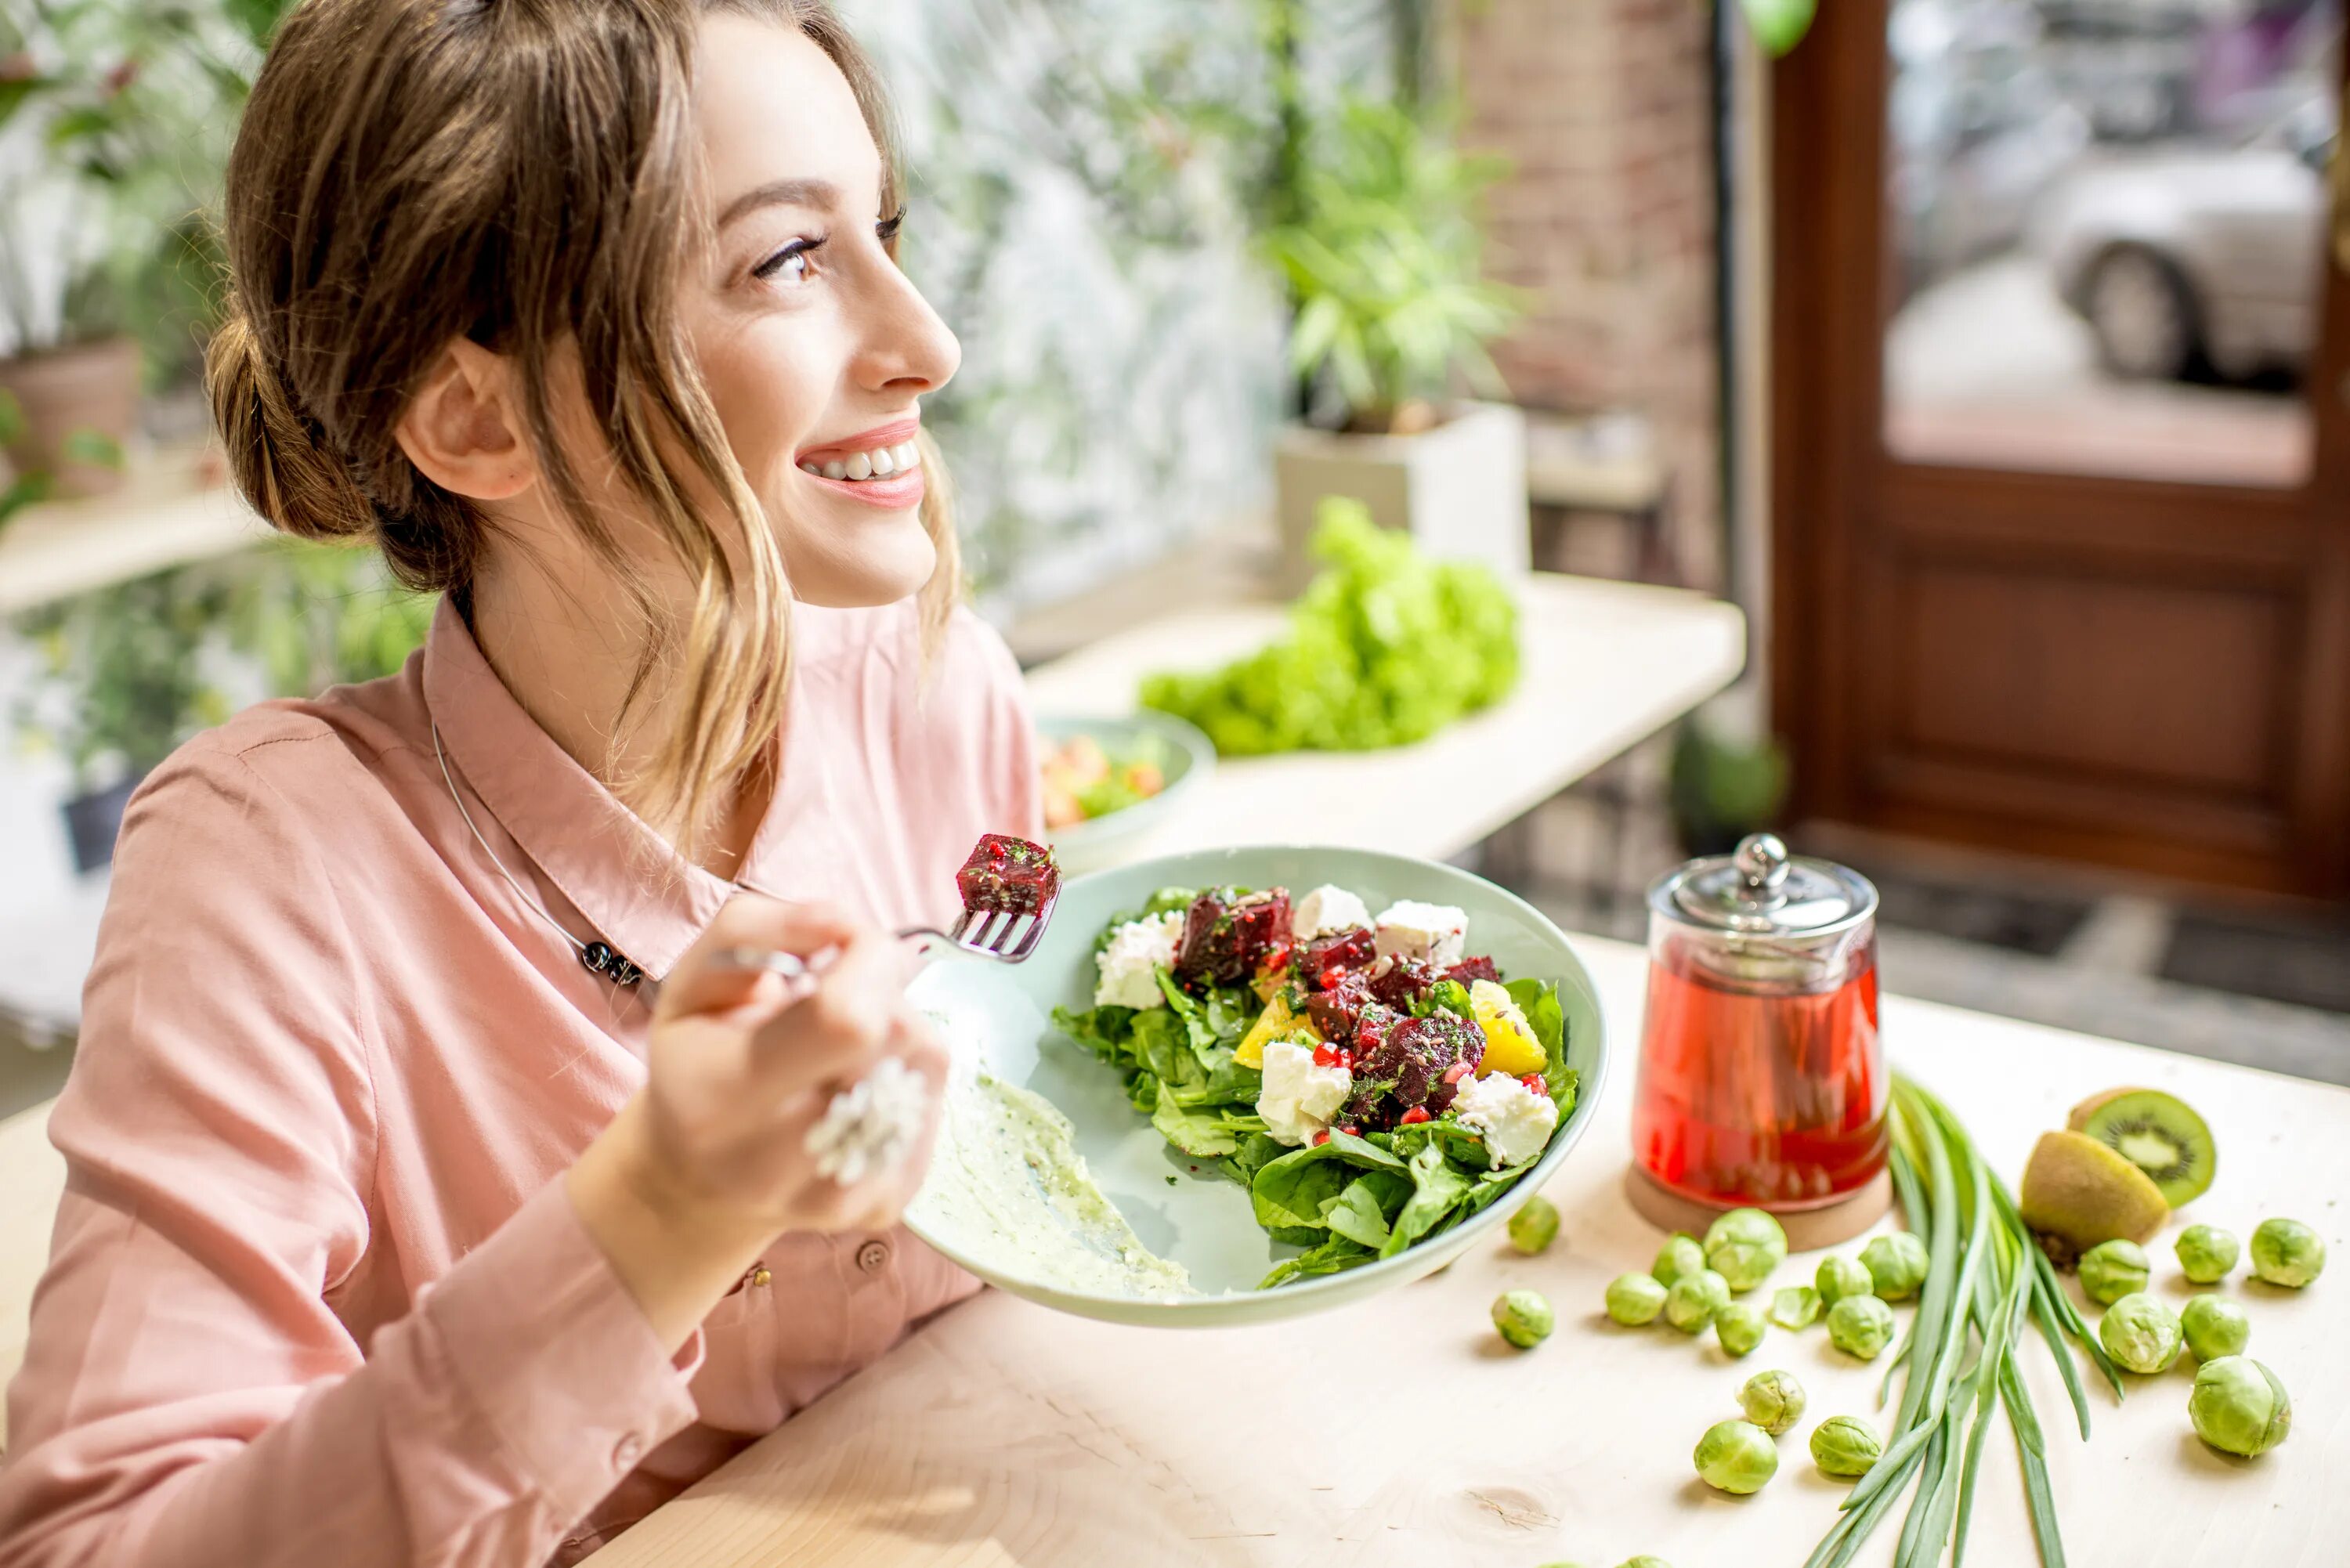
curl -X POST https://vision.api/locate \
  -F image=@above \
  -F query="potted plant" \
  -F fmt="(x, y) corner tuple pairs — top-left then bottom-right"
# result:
(9, 540), (431, 873)
(11, 565), (235, 872)
(1264, 93), (1528, 589)
(0, 5), (269, 493)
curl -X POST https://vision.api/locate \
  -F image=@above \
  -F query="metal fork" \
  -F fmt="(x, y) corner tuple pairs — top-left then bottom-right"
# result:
(707, 879), (1059, 982)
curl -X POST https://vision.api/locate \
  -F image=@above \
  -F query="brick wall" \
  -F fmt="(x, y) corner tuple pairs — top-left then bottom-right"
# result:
(1459, 0), (1723, 591)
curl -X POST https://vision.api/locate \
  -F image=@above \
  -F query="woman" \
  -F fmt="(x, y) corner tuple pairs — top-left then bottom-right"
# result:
(0, 2), (1039, 1563)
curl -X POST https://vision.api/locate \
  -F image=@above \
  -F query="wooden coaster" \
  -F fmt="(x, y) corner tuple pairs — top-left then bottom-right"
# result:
(1624, 1164), (1896, 1250)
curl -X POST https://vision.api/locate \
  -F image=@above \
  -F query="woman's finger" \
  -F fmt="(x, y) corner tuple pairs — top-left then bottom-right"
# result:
(741, 925), (913, 1100)
(658, 895), (862, 1022)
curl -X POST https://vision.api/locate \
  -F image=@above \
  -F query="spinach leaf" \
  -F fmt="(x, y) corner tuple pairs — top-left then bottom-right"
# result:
(1151, 1096), (1267, 1158)
(1258, 1233), (1374, 1291)
(1051, 1003), (1139, 1066)
(1324, 1180), (1393, 1249)
(1387, 1115), (1491, 1170)
(1167, 1056), (1261, 1110)
(1249, 1132), (1407, 1234)
(1505, 977), (1578, 1118)
(1217, 1132), (1289, 1186)
(1412, 978), (1473, 1020)
(1379, 1143), (1473, 1259)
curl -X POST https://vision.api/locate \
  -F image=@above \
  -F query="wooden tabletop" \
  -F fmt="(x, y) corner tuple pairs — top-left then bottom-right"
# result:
(1018, 573), (1748, 865)
(600, 934), (2350, 1568)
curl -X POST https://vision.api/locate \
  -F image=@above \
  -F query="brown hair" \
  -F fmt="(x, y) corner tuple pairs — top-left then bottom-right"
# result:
(207, 0), (958, 854)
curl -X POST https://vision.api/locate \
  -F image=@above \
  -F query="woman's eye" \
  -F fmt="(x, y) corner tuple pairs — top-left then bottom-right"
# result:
(753, 236), (825, 287)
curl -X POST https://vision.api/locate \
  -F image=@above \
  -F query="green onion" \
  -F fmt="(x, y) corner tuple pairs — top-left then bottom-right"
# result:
(1806, 1075), (2118, 1568)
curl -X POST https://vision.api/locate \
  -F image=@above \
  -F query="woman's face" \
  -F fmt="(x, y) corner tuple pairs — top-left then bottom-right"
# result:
(682, 15), (960, 608)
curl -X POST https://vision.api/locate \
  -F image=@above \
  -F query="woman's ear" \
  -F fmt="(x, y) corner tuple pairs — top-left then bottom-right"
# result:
(395, 338), (535, 501)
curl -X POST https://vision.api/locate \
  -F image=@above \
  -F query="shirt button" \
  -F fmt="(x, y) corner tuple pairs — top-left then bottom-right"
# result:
(613, 1433), (643, 1470)
(855, 1239), (891, 1274)
(748, 1265), (772, 1288)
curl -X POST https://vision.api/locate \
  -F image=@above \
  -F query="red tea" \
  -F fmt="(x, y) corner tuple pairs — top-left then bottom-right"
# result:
(1632, 938), (1888, 1209)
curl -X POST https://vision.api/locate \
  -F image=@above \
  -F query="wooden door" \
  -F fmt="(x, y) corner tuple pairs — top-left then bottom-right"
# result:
(1772, 0), (2350, 897)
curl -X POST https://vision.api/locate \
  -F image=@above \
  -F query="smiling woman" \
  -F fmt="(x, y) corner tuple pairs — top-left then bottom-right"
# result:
(0, 4), (1041, 1567)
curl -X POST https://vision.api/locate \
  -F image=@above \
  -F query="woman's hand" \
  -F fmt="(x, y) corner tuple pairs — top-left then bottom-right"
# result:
(567, 897), (946, 1349)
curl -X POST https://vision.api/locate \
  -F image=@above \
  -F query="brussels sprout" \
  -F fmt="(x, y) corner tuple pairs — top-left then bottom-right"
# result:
(1664, 1269), (1731, 1334)
(1492, 1289), (1556, 1349)
(1860, 1232), (1931, 1300)
(1770, 1284), (1822, 1331)
(1827, 1293), (1896, 1360)
(1815, 1255), (1875, 1306)
(2077, 1239), (2151, 1306)
(1654, 1233), (1707, 1287)
(1704, 1207), (1789, 1294)
(1692, 1418), (1779, 1494)
(2097, 1292), (2182, 1375)
(1810, 1415), (1884, 1477)
(1715, 1300), (1767, 1357)
(2174, 1224), (2240, 1285)
(2180, 1294), (2251, 1363)
(2189, 1357), (2291, 1458)
(1509, 1196), (1560, 1255)
(1606, 1272), (1668, 1326)
(2248, 1218), (2326, 1288)
(1615, 1559), (1673, 1568)
(1739, 1369), (1808, 1436)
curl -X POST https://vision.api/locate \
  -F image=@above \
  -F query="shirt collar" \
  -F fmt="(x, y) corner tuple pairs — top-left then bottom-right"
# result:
(421, 597), (732, 983)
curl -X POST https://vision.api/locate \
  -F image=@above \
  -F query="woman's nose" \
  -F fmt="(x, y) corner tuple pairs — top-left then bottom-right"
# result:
(853, 260), (960, 396)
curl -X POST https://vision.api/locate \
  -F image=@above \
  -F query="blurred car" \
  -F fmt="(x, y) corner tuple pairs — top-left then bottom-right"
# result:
(2038, 96), (2332, 380)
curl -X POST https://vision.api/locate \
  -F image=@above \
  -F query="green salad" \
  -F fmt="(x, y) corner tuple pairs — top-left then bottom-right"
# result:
(1051, 880), (1576, 1289)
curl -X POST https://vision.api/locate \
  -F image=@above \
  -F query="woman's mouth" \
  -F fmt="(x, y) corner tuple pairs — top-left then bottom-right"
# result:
(795, 427), (926, 509)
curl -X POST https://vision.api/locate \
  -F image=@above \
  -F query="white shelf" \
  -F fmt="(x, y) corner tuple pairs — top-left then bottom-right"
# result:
(0, 446), (269, 617)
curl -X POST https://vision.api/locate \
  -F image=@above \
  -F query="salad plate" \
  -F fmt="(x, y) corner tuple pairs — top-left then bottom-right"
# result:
(903, 844), (1608, 1327)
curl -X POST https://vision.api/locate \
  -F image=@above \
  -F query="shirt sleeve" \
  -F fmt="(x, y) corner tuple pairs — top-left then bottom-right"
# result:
(0, 740), (698, 1568)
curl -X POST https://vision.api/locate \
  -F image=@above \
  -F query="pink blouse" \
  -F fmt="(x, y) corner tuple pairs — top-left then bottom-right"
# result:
(0, 594), (1040, 1566)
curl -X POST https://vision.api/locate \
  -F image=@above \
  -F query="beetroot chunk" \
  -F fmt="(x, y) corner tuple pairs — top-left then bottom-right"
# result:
(1345, 1011), (1484, 1126)
(1306, 968), (1379, 1040)
(1173, 887), (1293, 987)
(955, 833), (1060, 914)
(1368, 957), (1439, 1011)
(1445, 956), (1501, 988)
(1296, 926), (1376, 988)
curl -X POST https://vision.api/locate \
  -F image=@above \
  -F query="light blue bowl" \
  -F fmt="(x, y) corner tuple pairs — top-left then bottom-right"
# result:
(904, 845), (1609, 1327)
(1034, 711), (1214, 874)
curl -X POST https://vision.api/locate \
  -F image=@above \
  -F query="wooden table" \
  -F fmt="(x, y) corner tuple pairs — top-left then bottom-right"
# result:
(602, 935), (2350, 1568)
(1018, 573), (1747, 865)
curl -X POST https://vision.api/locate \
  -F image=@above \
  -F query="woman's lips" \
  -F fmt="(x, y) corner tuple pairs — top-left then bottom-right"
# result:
(801, 463), (926, 510)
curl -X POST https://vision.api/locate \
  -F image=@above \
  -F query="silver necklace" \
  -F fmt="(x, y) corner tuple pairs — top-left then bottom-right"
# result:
(432, 720), (645, 988)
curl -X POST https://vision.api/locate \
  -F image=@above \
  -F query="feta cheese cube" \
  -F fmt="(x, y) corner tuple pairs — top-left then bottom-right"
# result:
(1092, 912), (1184, 1010)
(1372, 900), (1469, 967)
(1256, 1039), (1354, 1146)
(1291, 883), (1373, 940)
(1448, 1071), (1560, 1169)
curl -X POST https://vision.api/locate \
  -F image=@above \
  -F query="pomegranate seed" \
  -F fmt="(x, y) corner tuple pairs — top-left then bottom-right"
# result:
(1311, 1043), (1340, 1068)
(1340, 1125), (1361, 1137)
(1312, 1129), (1331, 1147)
(1520, 1073), (1546, 1093)
(1442, 1061), (1474, 1086)
(1399, 1105), (1431, 1125)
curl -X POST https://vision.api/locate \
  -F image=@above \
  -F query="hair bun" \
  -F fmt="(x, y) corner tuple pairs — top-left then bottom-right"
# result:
(205, 310), (377, 542)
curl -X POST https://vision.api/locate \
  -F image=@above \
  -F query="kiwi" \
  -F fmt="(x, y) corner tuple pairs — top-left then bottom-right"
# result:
(2017, 1129), (2168, 1259)
(2066, 1087), (2215, 1208)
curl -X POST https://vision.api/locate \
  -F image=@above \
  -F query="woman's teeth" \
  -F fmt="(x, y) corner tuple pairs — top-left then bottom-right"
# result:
(801, 441), (920, 482)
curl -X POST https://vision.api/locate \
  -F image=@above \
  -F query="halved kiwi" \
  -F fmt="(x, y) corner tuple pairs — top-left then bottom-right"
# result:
(2018, 1129), (2169, 1259)
(2066, 1087), (2215, 1209)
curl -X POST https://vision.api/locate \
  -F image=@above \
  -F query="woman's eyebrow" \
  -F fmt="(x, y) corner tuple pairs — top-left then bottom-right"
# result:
(717, 176), (841, 228)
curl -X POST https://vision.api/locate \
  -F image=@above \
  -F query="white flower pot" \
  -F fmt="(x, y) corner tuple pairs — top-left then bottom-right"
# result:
(1271, 400), (1530, 591)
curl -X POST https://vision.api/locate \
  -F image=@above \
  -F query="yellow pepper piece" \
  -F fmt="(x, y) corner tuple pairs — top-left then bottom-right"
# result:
(1471, 980), (1546, 1077)
(1236, 991), (1319, 1068)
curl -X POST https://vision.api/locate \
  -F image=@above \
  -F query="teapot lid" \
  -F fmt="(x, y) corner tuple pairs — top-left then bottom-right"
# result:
(1658, 833), (1877, 939)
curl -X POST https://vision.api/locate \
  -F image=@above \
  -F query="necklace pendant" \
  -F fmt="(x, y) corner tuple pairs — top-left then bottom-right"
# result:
(580, 941), (641, 987)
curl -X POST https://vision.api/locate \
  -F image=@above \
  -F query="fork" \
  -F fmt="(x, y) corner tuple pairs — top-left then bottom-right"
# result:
(706, 854), (1061, 981)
